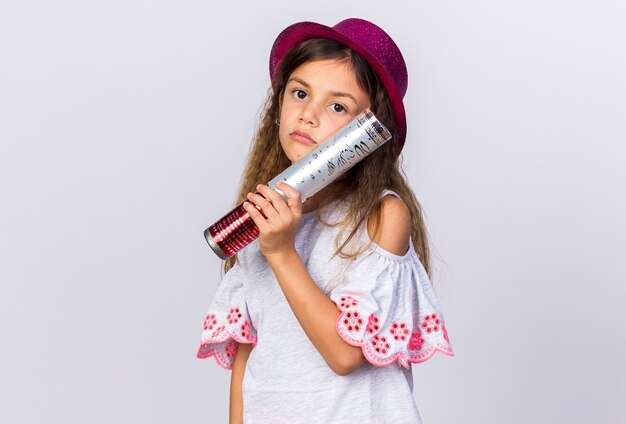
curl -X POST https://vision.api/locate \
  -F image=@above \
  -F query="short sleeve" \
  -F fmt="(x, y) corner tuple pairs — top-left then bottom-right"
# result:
(196, 263), (257, 370)
(329, 243), (454, 369)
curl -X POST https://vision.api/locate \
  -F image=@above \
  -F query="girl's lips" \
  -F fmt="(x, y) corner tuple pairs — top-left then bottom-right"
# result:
(291, 131), (316, 145)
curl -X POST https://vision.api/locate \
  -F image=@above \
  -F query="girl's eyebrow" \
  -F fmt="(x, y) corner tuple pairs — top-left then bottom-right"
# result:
(287, 77), (358, 104)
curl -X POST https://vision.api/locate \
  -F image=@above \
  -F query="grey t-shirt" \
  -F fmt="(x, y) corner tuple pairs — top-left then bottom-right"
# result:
(198, 190), (453, 423)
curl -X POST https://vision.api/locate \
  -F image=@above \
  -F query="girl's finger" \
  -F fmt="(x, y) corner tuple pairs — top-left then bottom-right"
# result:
(247, 191), (280, 222)
(242, 201), (270, 233)
(257, 184), (291, 216)
(276, 182), (302, 213)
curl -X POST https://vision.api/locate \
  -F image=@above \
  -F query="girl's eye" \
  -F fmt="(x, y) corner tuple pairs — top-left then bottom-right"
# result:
(292, 89), (307, 100)
(331, 103), (347, 113)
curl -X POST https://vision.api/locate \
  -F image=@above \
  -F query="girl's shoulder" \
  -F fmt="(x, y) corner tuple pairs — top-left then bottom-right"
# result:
(367, 190), (411, 257)
(317, 188), (410, 247)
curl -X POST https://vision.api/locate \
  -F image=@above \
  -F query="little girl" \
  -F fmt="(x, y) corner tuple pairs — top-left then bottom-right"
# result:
(197, 18), (454, 424)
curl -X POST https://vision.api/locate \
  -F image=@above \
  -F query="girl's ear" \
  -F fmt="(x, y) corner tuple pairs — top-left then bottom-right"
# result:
(277, 90), (284, 116)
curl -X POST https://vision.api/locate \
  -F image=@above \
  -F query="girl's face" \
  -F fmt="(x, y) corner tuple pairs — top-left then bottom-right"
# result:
(278, 59), (371, 164)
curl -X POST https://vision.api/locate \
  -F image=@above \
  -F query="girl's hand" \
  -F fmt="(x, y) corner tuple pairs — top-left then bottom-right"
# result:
(242, 182), (303, 258)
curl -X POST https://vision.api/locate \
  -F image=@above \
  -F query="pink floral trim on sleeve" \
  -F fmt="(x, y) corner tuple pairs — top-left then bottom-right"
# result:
(333, 296), (454, 369)
(196, 307), (257, 370)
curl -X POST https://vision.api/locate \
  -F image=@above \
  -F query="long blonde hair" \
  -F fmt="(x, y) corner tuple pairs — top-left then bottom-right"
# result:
(223, 39), (432, 278)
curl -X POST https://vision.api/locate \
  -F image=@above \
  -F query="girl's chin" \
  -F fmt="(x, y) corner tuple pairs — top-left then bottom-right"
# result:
(287, 148), (312, 163)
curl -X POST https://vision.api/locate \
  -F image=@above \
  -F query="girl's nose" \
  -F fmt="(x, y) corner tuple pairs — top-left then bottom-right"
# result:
(298, 102), (320, 127)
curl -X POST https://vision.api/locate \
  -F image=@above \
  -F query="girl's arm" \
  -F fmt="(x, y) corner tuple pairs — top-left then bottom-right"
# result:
(264, 249), (363, 375)
(229, 342), (253, 424)
(244, 184), (411, 376)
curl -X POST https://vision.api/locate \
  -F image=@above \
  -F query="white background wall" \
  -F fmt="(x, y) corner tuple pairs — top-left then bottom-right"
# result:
(1, 1), (624, 423)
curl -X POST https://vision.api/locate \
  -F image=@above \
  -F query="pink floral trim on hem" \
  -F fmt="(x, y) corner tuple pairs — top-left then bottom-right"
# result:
(333, 300), (454, 369)
(197, 320), (257, 371)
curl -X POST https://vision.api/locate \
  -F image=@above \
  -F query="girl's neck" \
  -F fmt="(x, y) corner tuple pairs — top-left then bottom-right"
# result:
(301, 185), (332, 214)
(302, 196), (320, 214)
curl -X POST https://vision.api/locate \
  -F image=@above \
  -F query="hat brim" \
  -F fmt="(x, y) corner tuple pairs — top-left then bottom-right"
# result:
(269, 21), (407, 153)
